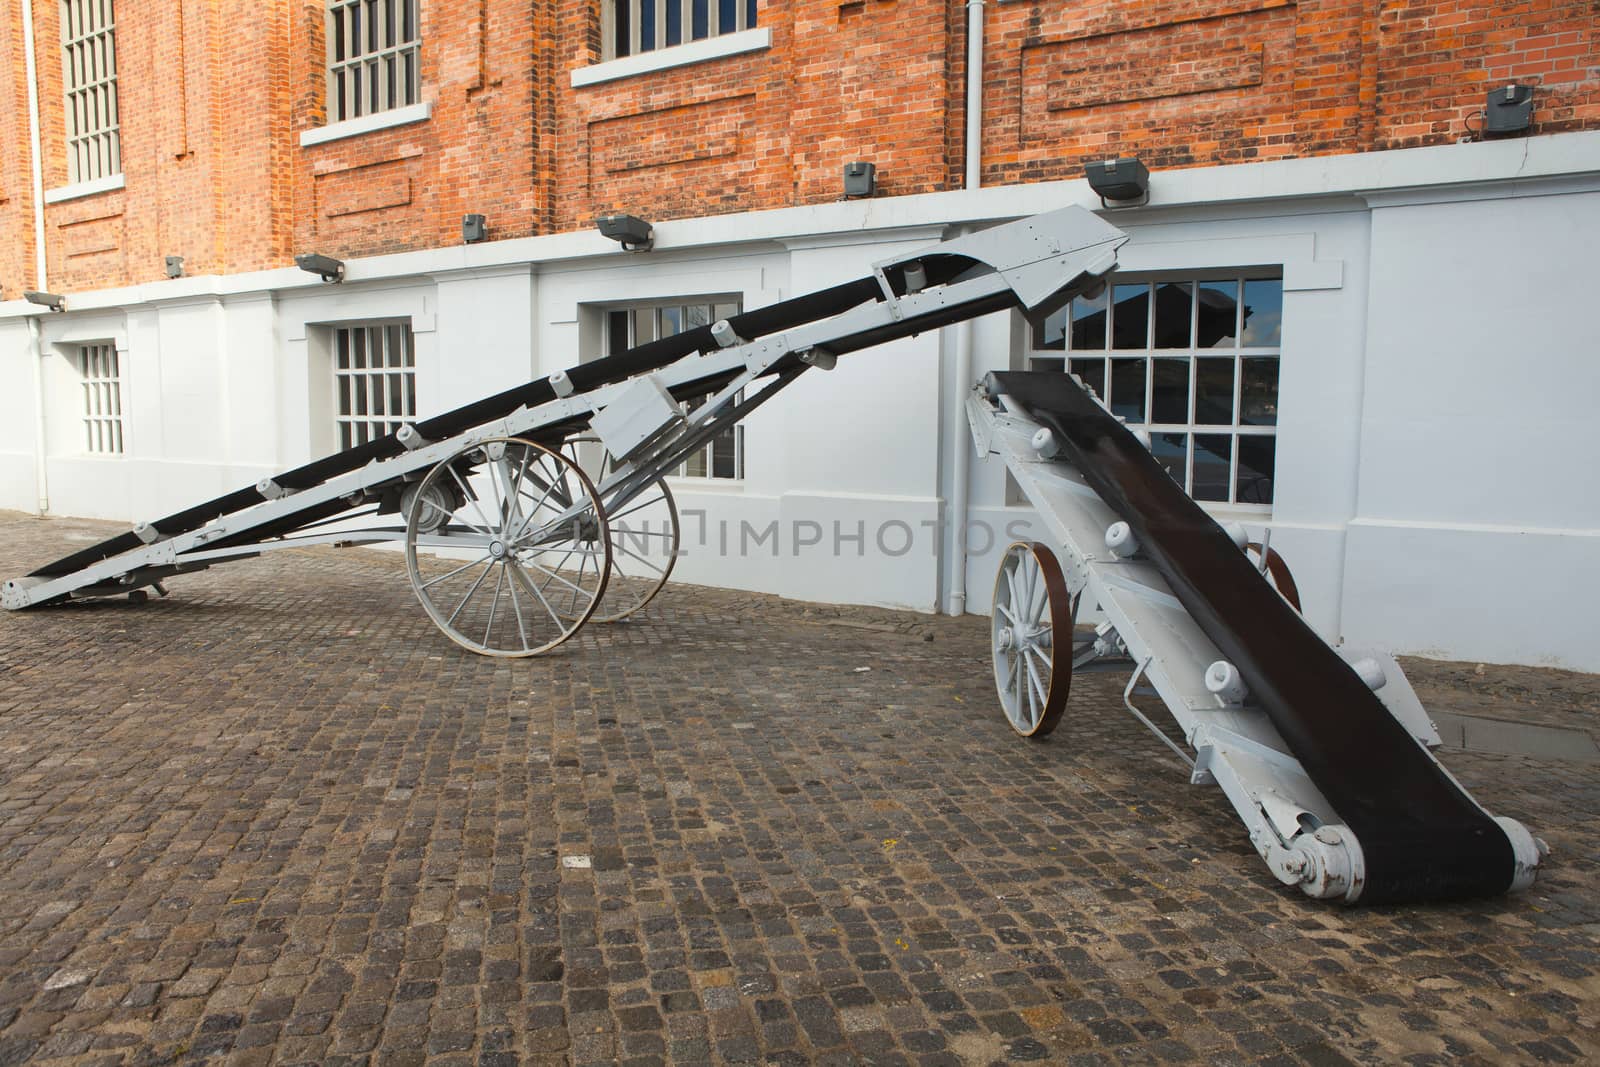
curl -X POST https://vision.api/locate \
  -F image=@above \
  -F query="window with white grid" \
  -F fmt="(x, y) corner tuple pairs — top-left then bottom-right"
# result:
(604, 0), (758, 60)
(604, 299), (744, 479)
(60, 0), (121, 183)
(326, 0), (421, 123)
(77, 342), (124, 454)
(334, 322), (415, 450)
(1030, 274), (1284, 507)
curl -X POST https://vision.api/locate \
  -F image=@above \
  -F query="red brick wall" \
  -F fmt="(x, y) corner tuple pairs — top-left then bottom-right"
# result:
(0, 3), (35, 298)
(977, 0), (1600, 185)
(3, 1), (1597, 296)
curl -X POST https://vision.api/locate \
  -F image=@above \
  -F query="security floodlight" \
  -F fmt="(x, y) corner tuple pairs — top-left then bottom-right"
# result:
(24, 290), (65, 311)
(1085, 157), (1149, 207)
(295, 252), (345, 282)
(165, 255), (185, 279)
(462, 214), (488, 243)
(843, 161), (876, 198)
(597, 214), (653, 252)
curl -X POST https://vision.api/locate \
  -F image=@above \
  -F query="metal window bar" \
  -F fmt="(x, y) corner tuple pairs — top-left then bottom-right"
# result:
(78, 343), (123, 454)
(606, 0), (757, 60)
(60, 0), (121, 184)
(1030, 274), (1281, 506)
(326, 0), (420, 122)
(334, 323), (416, 451)
(603, 300), (744, 478)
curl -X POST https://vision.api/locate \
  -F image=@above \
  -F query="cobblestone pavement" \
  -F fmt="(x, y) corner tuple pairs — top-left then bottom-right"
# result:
(1, 512), (1597, 1067)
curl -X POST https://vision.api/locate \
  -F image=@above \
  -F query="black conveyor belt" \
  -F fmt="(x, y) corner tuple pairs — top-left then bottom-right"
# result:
(991, 371), (1517, 903)
(30, 276), (891, 579)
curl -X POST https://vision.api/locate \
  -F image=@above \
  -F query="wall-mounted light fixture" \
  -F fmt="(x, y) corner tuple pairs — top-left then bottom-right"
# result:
(24, 290), (65, 312)
(843, 161), (876, 198)
(165, 255), (185, 279)
(294, 252), (345, 283)
(1484, 84), (1534, 135)
(597, 214), (653, 252)
(1085, 157), (1149, 208)
(462, 214), (488, 243)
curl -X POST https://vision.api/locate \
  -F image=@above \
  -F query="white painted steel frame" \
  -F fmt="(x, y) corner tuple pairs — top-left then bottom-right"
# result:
(966, 381), (1544, 900)
(3, 206), (1127, 613)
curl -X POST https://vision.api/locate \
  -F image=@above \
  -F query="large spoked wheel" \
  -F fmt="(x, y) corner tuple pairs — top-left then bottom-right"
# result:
(992, 541), (1072, 738)
(1245, 542), (1302, 613)
(404, 437), (611, 657)
(562, 436), (680, 623)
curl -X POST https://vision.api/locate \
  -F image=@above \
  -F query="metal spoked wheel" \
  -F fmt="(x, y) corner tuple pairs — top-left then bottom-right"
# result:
(991, 541), (1072, 738)
(405, 437), (611, 657)
(1245, 542), (1302, 613)
(562, 436), (680, 623)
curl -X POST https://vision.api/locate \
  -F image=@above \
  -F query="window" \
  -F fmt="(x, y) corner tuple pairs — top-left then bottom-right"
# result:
(604, 299), (744, 479)
(326, 0), (421, 123)
(77, 342), (123, 454)
(334, 322), (415, 449)
(60, 0), (121, 183)
(605, 0), (758, 60)
(1030, 274), (1283, 506)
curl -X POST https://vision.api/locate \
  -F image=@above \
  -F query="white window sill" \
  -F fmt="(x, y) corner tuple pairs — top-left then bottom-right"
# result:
(299, 101), (432, 147)
(44, 173), (124, 204)
(572, 27), (771, 88)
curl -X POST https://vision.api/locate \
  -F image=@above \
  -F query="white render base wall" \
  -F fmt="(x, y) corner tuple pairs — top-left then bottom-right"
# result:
(2, 134), (1597, 670)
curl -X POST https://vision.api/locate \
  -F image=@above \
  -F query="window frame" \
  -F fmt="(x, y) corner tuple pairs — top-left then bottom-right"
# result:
(599, 297), (745, 481)
(602, 0), (759, 62)
(1027, 268), (1283, 510)
(59, 0), (121, 185)
(75, 341), (124, 455)
(324, 0), (422, 125)
(332, 320), (417, 451)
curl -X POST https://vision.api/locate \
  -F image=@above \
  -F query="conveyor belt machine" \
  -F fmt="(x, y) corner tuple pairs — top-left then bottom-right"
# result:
(3, 208), (1545, 903)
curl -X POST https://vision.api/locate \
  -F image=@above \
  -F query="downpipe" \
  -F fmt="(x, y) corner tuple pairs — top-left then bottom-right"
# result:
(22, 0), (48, 290)
(29, 317), (49, 514)
(947, 0), (984, 616)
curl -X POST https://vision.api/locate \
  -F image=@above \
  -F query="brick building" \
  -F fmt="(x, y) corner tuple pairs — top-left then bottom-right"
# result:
(2, 1), (1598, 668)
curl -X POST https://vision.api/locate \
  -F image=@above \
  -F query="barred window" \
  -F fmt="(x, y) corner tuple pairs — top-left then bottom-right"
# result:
(1031, 274), (1283, 507)
(326, 0), (421, 123)
(334, 322), (415, 449)
(60, 0), (121, 183)
(605, 0), (758, 61)
(604, 299), (744, 479)
(77, 342), (123, 454)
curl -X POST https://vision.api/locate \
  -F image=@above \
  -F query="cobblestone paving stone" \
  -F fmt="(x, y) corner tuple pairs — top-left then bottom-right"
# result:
(0, 511), (1596, 1067)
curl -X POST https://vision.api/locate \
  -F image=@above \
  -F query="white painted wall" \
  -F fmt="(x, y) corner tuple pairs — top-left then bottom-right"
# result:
(1343, 186), (1600, 669)
(0, 134), (1596, 668)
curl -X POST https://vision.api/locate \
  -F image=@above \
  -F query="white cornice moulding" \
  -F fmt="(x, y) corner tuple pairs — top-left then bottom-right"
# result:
(299, 101), (433, 147)
(571, 28), (771, 88)
(6, 131), (1599, 321)
(43, 173), (124, 204)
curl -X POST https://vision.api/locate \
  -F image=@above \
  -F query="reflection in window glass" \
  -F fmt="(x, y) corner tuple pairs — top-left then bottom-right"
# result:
(1195, 358), (1234, 426)
(1073, 289), (1109, 351)
(1110, 358), (1146, 423)
(1152, 432), (1187, 485)
(1196, 280), (1238, 348)
(1151, 359), (1189, 423)
(1070, 358), (1105, 400)
(1236, 436), (1276, 504)
(1024, 272), (1281, 506)
(1153, 282), (1193, 348)
(1242, 279), (1284, 346)
(1034, 309), (1066, 351)
(1193, 434), (1233, 502)
(1111, 284), (1148, 349)
(1241, 357), (1279, 425)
